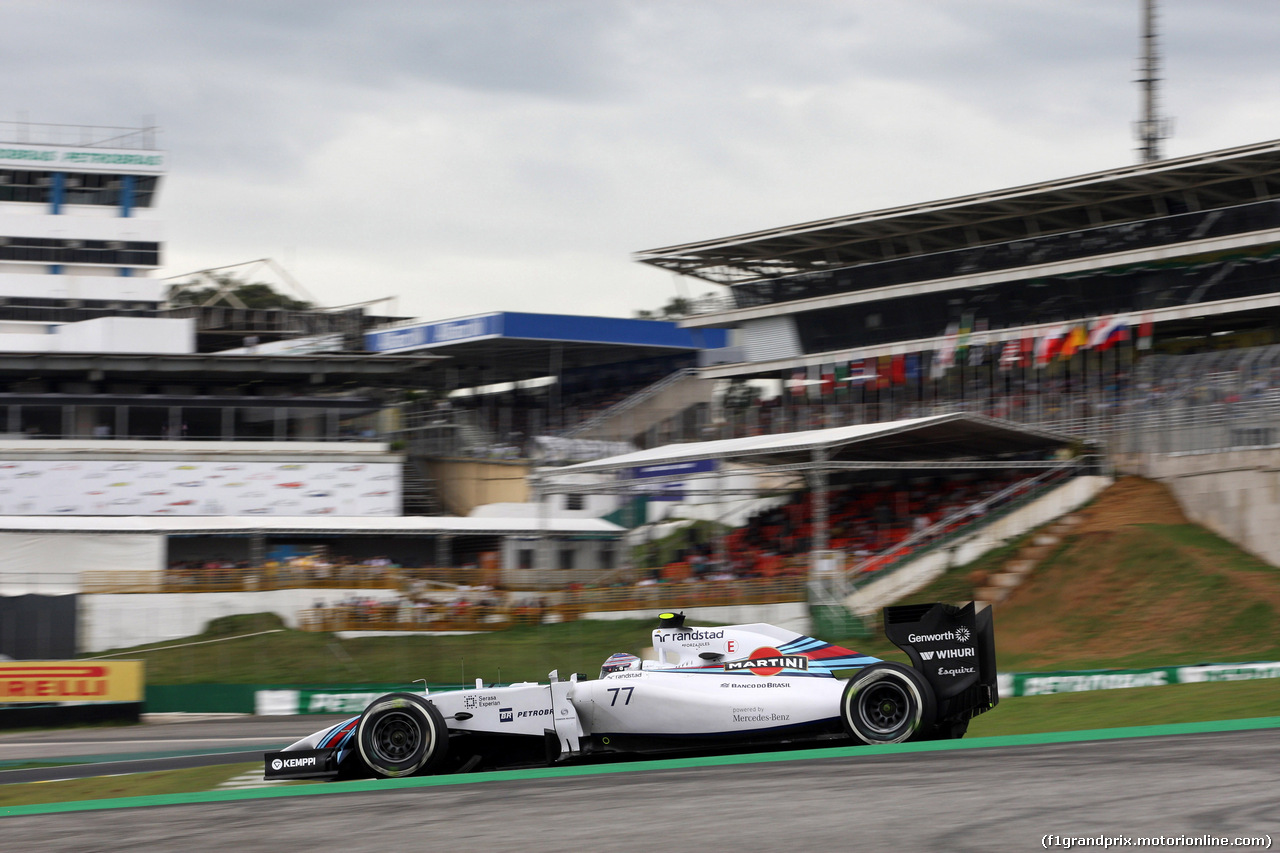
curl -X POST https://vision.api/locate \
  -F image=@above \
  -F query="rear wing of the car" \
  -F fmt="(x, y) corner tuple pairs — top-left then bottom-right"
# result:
(882, 601), (999, 726)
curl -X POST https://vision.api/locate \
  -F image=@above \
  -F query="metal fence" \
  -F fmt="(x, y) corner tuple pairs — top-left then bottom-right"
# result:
(79, 565), (490, 595)
(0, 121), (159, 149)
(412, 344), (1280, 461)
(295, 575), (812, 633)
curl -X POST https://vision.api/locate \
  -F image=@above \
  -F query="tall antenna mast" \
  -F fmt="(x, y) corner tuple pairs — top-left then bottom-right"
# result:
(1135, 0), (1172, 163)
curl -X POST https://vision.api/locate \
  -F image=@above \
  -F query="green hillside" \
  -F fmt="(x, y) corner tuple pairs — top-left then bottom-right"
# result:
(892, 476), (1280, 671)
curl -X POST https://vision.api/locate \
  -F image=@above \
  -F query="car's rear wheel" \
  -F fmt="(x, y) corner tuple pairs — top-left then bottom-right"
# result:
(356, 693), (449, 778)
(841, 663), (936, 745)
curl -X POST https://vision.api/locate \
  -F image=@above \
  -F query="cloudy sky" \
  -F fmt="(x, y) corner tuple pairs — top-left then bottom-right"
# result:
(8, 1), (1280, 322)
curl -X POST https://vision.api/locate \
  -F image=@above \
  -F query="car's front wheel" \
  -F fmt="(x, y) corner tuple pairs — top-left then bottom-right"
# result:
(356, 693), (449, 778)
(840, 663), (936, 745)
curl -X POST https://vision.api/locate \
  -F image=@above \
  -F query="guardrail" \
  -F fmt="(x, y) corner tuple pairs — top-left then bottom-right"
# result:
(295, 576), (812, 633)
(298, 604), (521, 633)
(847, 462), (1083, 585)
(81, 566), (494, 594)
(561, 576), (808, 612)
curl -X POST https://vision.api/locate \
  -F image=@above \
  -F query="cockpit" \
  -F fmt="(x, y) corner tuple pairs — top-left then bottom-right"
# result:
(599, 652), (641, 678)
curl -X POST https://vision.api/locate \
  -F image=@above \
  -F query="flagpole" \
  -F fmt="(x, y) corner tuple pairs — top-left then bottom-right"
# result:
(986, 339), (995, 417)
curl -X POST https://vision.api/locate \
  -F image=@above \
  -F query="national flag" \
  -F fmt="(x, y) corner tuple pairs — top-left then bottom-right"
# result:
(891, 354), (906, 384)
(1035, 325), (1068, 366)
(820, 366), (835, 396)
(1137, 315), (1154, 350)
(968, 319), (989, 366)
(904, 353), (922, 382)
(808, 365), (822, 400)
(969, 342), (984, 367)
(834, 362), (849, 396)
(849, 359), (875, 383)
(998, 340), (1021, 372)
(932, 322), (960, 377)
(954, 314), (974, 363)
(1020, 333), (1035, 367)
(1059, 324), (1089, 359)
(1089, 315), (1131, 351)
(875, 355), (892, 389)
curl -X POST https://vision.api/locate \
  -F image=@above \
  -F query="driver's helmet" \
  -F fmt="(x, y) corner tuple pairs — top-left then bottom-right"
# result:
(600, 652), (641, 677)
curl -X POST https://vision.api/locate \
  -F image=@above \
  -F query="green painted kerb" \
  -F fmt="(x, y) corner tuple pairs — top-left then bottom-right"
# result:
(4, 716), (1278, 818)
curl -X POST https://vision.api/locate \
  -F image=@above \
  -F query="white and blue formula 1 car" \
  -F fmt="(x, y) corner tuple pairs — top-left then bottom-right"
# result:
(264, 601), (997, 781)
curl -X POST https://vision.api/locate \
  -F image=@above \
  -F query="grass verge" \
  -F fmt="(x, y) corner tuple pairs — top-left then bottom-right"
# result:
(0, 763), (319, 808)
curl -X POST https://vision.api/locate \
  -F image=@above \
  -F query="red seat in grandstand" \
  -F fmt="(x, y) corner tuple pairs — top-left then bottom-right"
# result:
(661, 561), (691, 582)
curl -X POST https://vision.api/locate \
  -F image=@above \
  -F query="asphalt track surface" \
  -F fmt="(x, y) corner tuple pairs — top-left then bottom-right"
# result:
(0, 714), (342, 783)
(1, 719), (1277, 852)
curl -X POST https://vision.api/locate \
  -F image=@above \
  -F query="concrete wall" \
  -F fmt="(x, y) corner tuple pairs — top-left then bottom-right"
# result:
(0, 317), (192, 353)
(1115, 448), (1280, 567)
(844, 475), (1114, 615)
(426, 458), (530, 515)
(499, 537), (619, 588)
(573, 373), (714, 444)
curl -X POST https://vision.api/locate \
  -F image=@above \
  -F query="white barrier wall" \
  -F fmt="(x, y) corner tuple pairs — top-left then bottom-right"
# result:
(0, 317), (192, 353)
(78, 588), (403, 653)
(0, 532), (163, 594)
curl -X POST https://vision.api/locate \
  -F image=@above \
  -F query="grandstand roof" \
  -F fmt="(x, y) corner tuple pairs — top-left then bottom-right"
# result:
(0, 515), (624, 537)
(364, 312), (727, 385)
(635, 138), (1280, 284)
(538, 413), (1075, 484)
(0, 351), (443, 386)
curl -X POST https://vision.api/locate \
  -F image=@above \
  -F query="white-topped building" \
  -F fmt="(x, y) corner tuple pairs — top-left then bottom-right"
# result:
(0, 121), (165, 307)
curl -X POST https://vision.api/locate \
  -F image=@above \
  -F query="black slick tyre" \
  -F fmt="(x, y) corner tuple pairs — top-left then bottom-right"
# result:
(356, 692), (449, 778)
(840, 662), (936, 745)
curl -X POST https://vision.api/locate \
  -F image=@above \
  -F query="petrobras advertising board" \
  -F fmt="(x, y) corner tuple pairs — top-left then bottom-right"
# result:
(0, 144), (165, 174)
(628, 458), (718, 501)
(0, 460), (400, 516)
(365, 314), (502, 353)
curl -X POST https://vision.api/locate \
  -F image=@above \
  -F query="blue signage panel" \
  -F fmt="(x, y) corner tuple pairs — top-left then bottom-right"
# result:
(629, 458), (718, 501)
(365, 314), (502, 353)
(366, 312), (726, 354)
(503, 313), (727, 349)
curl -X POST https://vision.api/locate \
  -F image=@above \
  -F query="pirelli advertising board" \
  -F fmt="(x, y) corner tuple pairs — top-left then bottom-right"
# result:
(0, 662), (143, 704)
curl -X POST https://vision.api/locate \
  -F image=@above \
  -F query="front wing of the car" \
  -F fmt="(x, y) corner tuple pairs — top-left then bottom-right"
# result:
(264, 747), (339, 780)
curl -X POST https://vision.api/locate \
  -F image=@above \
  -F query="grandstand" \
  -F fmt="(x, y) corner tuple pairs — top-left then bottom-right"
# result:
(533, 412), (1102, 629)
(628, 138), (1280, 445)
(376, 312), (728, 454)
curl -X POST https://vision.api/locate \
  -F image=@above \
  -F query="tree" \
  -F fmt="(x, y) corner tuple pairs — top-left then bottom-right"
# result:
(168, 274), (312, 310)
(633, 295), (694, 320)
